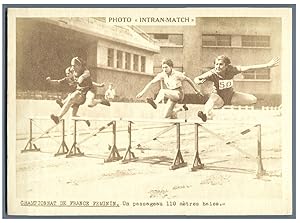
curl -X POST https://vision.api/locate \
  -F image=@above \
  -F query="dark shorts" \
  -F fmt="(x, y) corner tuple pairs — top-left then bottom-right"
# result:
(219, 91), (234, 105)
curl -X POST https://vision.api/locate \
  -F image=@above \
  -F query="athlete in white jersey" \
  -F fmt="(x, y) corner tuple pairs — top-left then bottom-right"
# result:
(137, 58), (201, 119)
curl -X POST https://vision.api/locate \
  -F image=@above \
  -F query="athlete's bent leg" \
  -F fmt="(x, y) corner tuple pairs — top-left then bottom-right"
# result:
(231, 91), (257, 106)
(163, 99), (177, 118)
(198, 93), (224, 122)
(72, 105), (79, 117)
(57, 91), (83, 119)
(204, 93), (224, 115)
(86, 91), (97, 107)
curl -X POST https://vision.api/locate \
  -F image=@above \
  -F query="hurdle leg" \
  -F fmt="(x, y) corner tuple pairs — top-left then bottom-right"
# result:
(122, 121), (138, 163)
(170, 123), (187, 170)
(105, 121), (122, 162)
(66, 119), (84, 158)
(22, 119), (40, 153)
(256, 124), (266, 178)
(55, 119), (69, 156)
(191, 123), (204, 171)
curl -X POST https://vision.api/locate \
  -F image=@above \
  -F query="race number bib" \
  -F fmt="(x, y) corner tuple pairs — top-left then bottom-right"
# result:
(219, 79), (233, 90)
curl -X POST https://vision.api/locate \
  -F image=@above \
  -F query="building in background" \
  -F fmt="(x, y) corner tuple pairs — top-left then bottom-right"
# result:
(138, 17), (281, 105)
(17, 17), (281, 106)
(16, 18), (160, 100)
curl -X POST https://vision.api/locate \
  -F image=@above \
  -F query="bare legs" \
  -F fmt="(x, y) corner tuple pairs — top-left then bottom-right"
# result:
(148, 89), (185, 119)
(86, 91), (110, 107)
(57, 91), (84, 120)
(199, 91), (257, 121)
(231, 91), (257, 105)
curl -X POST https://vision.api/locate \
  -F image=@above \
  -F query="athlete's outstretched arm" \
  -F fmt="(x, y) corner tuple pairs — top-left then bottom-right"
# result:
(194, 70), (213, 85)
(136, 75), (161, 98)
(46, 77), (66, 85)
(238, 57), (280, 72)
(92, 82), (105, 87)
(185, 76), (202, 95)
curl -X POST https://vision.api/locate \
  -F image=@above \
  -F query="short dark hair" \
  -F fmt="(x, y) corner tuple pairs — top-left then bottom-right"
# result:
(71, 57), (85, 66)
(215, 55), (231, 65)
(161, 58), (174, 68)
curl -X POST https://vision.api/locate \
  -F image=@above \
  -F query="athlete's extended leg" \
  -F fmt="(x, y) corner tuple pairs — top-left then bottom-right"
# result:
(162, 89), (184, 118)
(51, 91), (84, 124)
(56, 93), (70, 108)
(164, 99), (177, 118)
(173, 104), (188, 113)
(72, 105), (79, 117)
(57, 92), (83, 119)
(86, 91), (110, 107)
(147, 89), (182, 110)
(231, 91), (257, 105)
(198, 93), (224, 122)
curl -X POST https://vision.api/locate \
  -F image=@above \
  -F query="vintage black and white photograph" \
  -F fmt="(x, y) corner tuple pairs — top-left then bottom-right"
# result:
(5, 6), (294, 216)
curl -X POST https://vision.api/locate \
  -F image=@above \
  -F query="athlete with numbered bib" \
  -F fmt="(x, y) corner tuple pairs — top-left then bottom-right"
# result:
(194, 55), (280, 122)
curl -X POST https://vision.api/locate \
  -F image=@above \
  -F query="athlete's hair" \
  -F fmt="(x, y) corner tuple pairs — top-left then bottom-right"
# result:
(161, 58), (174, 68)
(214, 55), (231, 65)
(71, 57), (85, 66)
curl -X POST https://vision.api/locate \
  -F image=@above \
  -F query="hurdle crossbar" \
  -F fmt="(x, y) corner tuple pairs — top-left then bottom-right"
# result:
(121, 117), (257, 125)
(71, 117), (121, 121)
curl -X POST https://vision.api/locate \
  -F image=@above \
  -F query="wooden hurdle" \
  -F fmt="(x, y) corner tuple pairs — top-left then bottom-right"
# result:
(121, 118), (205, 170)
(198, 123), (265, 178)
(22, 116), (265, 177)
(121, 121), (138, 163)
(121, 118), (265, 176)
(68, 117), (122, 162)
(22, 117), (68, 156)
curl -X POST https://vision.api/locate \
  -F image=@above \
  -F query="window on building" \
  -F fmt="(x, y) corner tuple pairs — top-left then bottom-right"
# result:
(242, 35), (270, 47)
(168, 34), (183, 45)
(117, 50), (123, 69)
(153, 34), (169, 39)
(107, 48), (114, 67)
(202, 34), (231, 47)
(239, 69), (271, 80)
(141, 56), (146, 72)
(151, 33), (183, 46)
(133, 54), (139, 71)
(125, 52), (131, 70)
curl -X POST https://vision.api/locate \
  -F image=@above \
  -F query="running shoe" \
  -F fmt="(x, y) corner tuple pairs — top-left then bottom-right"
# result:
(50, 114), (60, 124)
(197, 111), (207, 122)
(100, 99), (111, 106)
(55, 99), (63, 108)
(182, 104), (189, 111)
(146, 97), (157, 109)
(88, 103), (97, 108)
(170, 112), (178, 119)
(85, 120), (91, 127)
